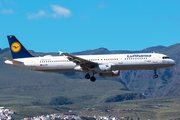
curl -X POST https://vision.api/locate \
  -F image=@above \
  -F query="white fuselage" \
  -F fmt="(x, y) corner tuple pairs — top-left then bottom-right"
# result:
(5, 53), (175, 73)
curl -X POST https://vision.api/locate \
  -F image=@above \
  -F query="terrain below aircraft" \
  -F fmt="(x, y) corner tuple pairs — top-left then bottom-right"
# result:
(4, 35), (175, 82)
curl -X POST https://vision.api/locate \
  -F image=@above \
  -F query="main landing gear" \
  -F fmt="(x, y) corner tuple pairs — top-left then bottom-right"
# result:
(154, 69), (158, 78)
(85, 73), (96, 82)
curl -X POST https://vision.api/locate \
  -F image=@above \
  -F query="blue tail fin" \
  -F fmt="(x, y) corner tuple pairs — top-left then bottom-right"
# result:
(7, 35), (34, 59)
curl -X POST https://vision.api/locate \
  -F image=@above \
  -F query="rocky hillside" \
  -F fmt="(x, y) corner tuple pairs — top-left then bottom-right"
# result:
(1, 43), (180, 99)
(72, 44), (180, 98)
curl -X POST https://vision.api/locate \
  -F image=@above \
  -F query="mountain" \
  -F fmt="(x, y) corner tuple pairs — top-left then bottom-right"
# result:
(72, 43), (180, 98)
(1, 45), (180, 120)
(0, 43), (180, 102)
(0, 48), (145, 109)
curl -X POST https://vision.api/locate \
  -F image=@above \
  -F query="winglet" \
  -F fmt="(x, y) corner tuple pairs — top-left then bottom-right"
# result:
(59, 51), (65, 56)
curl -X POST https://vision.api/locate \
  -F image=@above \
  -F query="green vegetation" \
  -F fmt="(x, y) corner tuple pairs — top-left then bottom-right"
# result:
(49, 96), (73, 105)
(5, 97), (180, 120)
(1, 44), (180, 120)
(105, 93), (145, 103)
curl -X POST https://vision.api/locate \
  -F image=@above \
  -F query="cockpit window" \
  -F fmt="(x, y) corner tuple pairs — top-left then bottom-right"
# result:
(162, 56), (170, 59)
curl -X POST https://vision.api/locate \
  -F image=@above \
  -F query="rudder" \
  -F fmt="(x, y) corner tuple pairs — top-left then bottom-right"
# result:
(7, 35), (34, 59)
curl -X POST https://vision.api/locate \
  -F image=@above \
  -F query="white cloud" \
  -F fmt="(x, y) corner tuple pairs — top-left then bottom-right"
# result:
(0, 8), (13, 14)
(27, 5), (71, 20)
(27, 10), (47, 20)
(51, 5), (71, 18)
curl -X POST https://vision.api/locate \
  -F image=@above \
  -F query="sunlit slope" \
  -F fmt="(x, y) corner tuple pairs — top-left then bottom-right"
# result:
(1, 42), (180, 100)
(0, 49), (142, 106)
(72, 44), (180, 98)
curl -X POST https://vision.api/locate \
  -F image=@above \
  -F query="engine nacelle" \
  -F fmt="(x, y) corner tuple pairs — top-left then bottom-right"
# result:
(74, 65), (82, 71)
(99, 70), (120, 77)
(91, 64), (112, 73)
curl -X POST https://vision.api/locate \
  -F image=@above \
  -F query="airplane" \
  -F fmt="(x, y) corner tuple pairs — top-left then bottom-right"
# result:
(4, 35), (175, 82)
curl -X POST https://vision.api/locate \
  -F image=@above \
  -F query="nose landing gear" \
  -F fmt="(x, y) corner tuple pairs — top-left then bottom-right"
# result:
(154, 70), (158, 78)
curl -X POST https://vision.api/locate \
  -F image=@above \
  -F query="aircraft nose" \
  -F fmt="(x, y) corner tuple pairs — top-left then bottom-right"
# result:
(169, 59), (175, 66)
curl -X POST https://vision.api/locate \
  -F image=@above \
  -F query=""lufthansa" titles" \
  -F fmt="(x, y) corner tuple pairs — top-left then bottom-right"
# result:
(127, 54), (151, 58)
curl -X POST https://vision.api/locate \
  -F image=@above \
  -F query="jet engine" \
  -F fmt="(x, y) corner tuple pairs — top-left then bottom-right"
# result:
(99, 70), (120, 77)
(91, 64), (112, 72)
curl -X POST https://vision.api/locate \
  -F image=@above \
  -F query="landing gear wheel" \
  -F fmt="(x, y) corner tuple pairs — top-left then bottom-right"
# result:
(154, 70), (158, 78)
(85, 73), (90, 79)
(154, 74), (158, 78)
(90, 76), (96, 82)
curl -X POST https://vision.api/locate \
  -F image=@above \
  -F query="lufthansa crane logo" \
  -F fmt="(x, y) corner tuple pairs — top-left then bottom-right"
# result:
(11, 42), (21, 52)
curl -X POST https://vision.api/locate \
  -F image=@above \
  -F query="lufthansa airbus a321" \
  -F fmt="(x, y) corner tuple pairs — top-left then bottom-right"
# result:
(4, 35), (175, 82)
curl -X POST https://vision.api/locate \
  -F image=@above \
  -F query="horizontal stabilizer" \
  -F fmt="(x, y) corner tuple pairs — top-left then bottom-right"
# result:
(4, 57), (23, 64)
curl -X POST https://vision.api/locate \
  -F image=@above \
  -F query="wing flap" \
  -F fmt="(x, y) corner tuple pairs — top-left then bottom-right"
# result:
(60, 52), (97, 69)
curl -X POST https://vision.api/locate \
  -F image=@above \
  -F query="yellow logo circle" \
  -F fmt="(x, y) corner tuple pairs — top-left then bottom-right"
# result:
(11, 42), (21, 52)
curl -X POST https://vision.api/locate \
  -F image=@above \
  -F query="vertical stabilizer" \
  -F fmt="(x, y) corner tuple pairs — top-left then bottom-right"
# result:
(7, 35), (34, 59)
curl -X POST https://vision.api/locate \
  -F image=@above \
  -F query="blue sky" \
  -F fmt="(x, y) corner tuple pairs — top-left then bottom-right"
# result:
(0, 0), (180, 53)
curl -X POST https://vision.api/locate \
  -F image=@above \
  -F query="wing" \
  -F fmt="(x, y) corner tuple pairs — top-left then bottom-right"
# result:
(60, 52), (97, 70)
